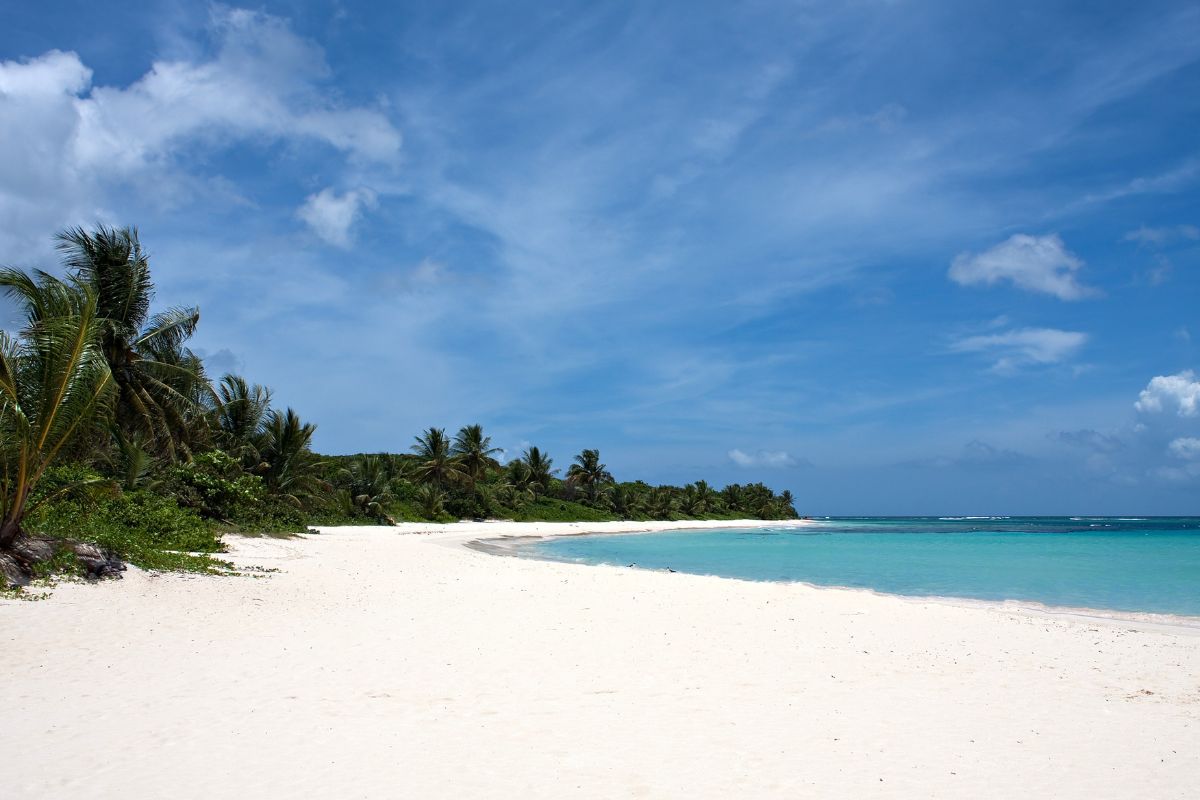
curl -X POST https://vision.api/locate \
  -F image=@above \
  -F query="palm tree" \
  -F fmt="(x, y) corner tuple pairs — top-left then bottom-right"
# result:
(566, 448), (614, 506)
(778, 489), (797, 518)
(414, 484), (447, 519)
(648, 487), (677, 520)
(507, 459), (534, 492)
(411, 427), (465, 488)
(451, 424), (500, 492)
(106, 427), (162, 492)
(680, 484), (704, 516)
(0, 269), (114, 577)
(341, 455), (395, 523)
(521, 446), (556, 497)
(259, 408), (325, 506)
(215, 374), (272, 463)
(608, 484), (644, 519)
(56, 225), (209, 460)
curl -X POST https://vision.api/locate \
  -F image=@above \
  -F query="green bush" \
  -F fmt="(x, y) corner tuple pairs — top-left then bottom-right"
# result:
(164, 450), (265, 521)
(27, 490), (227, 574)
(507, 498), (618, 522)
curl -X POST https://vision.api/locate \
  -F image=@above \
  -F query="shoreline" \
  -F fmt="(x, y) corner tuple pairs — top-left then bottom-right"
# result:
(460, 520), (1200, 633)
(4, 521), (1199, 798)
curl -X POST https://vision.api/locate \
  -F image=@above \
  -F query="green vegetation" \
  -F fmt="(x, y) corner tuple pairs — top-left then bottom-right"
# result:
(0, 225), (797, 588)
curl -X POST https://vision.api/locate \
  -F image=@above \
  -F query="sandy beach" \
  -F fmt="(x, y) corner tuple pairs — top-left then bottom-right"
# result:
(3, 520), (1199, 798)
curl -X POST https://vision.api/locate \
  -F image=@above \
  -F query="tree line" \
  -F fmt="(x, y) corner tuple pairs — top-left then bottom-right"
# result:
(0, 226), (797, 585)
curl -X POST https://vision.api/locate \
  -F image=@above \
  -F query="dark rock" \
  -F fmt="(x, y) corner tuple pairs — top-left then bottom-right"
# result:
(0, 553), (29, 587)
(68, 542), (125, 580)
(11, 536), (55, 564)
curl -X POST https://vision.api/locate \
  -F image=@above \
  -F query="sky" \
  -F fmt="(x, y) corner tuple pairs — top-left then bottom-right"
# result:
(1, 1), (1198, 514)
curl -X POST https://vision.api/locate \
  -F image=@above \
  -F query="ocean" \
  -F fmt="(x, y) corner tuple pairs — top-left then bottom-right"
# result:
(524, 517), (1200, 616)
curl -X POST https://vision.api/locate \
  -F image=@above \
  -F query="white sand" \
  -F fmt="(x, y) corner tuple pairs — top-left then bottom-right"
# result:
(3, 520), (1199, 798)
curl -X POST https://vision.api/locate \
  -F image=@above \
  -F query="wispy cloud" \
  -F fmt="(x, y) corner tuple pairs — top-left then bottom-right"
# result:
(728, 449), (799, 469)
(950, 327), (1088, 373)
(1168, 437), (1200, 460)
(1123, 224), (1200, 246)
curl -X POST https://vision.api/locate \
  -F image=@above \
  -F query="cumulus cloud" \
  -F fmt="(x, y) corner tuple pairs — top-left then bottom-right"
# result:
(728, 448), (798, 468)
(950, 327), (1087, 373)
(1168, 437), (1200, 460)
(73, 9), (400, 172)
(297, 187), (378, 247)
(948, 234), (1098, 300)
(1135, 370), (1200, 417)
(0, 8), (400, 257)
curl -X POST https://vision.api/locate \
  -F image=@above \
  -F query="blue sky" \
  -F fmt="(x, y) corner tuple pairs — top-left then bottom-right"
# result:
(1, 1), (1198, 514)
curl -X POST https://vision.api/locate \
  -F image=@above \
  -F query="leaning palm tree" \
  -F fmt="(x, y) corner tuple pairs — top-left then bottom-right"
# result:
(451, 424), (501, 492)
(566, 448), (614, 506)
(0, 270), (114, 582)
(56, 225), (209, 460)
(411, 427), (465, 488)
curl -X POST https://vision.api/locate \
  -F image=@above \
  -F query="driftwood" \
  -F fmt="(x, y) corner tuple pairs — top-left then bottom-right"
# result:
(0, 535), (125, 588)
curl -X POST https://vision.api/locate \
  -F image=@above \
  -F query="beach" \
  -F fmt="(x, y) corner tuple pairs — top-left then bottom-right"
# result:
(3, 520), (1199, 798)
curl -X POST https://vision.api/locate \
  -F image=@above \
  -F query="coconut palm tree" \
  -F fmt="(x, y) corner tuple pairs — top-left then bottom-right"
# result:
(680, 484), (704, 516)
(55, 225), (209, 460)
(608, 484), (644, 519)
(0, 269), (114, 573)
(341, 454), (395, 523)
(507, 458), (534, 492)
(521, 446), (557, 497)
(106, 427), (162, 492)
(778, 489), (797, 518)
(411, 427), (465, 488)
(451, 424), (500, 492)
(259, 408), (325, 506)
(566, 448), (614, 506)
(414, 484), (447, 519)
(647, 487), (677, 520)
(215, 374), (272, 463)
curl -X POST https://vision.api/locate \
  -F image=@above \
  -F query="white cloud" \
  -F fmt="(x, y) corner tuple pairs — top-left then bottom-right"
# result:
(72, 9), (400, 172)
(1123, 224), (1200, 246)
(948, 234), (1097, 300)
(0, 8), (400, 258)
(297, 187), (377, 247)
(1136, 371), (1200, 417)
(728, 448), (797, 468)
(950, 327), (1088, 373)
(1168, 437), (1200, 460)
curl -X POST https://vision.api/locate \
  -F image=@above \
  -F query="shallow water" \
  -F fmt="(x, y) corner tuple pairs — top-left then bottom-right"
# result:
(526, 517), (1200, 616)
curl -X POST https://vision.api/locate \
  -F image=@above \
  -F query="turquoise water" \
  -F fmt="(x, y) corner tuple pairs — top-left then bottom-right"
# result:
(526, 517), (1200, 616)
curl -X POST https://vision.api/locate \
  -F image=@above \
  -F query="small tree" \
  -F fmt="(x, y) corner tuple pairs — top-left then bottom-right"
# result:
(0, 270), (114, 571)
